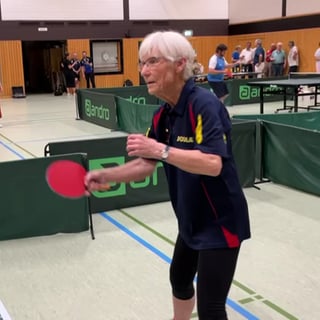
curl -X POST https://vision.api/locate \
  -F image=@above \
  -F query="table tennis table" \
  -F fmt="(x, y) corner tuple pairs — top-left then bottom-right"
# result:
(248, 77), (320, 114)
(193, 71), (262, 83)
(231, 71), (263, 79)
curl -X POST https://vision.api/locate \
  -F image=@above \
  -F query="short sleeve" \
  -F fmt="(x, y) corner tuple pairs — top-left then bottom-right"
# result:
(191, 90), (230, 158)
(208, 55), (217, 70)
(146, 106), (165, 140)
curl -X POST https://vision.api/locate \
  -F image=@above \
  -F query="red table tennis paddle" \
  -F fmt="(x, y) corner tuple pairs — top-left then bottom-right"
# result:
(46, 159), (109, 199)
(225, 70), (233, 78)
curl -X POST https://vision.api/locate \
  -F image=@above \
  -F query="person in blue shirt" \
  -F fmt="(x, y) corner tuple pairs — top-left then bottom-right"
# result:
(253, 39), (265, 78)
(80, 51), (96, 88)
(208, 44), (238, 103)
(85, 30), (251, 320)
(231, 45), (241, 72)
(270, 42), (286, 76)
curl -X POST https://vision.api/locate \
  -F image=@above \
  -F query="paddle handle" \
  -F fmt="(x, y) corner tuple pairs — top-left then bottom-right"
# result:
(97, 183), (111, 191)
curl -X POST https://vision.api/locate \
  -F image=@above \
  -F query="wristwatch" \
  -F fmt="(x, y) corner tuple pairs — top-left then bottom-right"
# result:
(161, 145), (170, 161)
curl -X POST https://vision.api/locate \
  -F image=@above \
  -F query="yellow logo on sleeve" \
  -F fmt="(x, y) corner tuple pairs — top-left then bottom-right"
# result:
(223, 133), (227, 143)
(195, 114), (203, 144)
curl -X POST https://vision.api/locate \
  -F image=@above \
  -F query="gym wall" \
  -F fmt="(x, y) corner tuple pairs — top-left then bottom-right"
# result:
(0, 0), (319, 97)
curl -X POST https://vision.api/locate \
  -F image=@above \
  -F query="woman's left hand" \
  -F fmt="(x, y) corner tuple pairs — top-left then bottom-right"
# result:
(126, 134), (162, 159)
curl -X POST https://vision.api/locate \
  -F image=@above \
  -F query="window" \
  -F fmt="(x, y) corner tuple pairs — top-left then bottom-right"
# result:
(90, 40), (123, 75)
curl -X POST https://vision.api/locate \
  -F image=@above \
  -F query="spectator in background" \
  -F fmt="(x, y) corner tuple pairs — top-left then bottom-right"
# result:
(264, 43), (276, 77)
(208, 43), (239, 103)
(60, 52), (76, 96)
(192, 58), (206, 83)
(71, 52), (82, 90)
(315, 42), (320, 72)
(271, 42), (286, 76)
(253, 39), (265, 78)
(81, 51), (96, 88)
(240, 42), (253, 73)
(287, 41), (299, 74)
(231, 45), (241, 72)
(192, 58), (204, 75)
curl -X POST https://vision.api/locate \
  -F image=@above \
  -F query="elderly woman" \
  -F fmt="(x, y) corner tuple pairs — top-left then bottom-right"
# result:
(85, 30), (250, 320)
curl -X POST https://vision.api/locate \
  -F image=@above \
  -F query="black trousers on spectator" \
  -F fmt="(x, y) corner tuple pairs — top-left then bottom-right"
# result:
(85, 72), (96, 88)
(289, 65), (298, 74)
(242, 63), (253, 73)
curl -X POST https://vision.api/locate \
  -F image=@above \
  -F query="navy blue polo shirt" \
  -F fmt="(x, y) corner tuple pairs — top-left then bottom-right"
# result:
(80, 57), (93, 73)
(253, 46), (265, 65)
(147, 79), (250, 250)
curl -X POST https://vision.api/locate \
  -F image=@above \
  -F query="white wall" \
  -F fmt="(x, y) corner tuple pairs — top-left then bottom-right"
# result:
(286, 0), (320, 16)
(1, 0), (318, 23)
(0, 0), (124, 21)
(228, 0), (282, 24)
(128, 0), (228, 20)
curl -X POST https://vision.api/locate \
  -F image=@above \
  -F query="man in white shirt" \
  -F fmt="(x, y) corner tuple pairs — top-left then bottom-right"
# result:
(240, 41), (253, 73)
(288, 41), (299, 74)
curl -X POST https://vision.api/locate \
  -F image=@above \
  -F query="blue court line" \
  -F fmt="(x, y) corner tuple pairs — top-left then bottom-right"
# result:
(100, 211), (260, 320)
(0, 141), (26, 160)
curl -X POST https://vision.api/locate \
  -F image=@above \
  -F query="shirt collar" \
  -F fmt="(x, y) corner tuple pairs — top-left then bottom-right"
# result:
(163, 78), (196, 117)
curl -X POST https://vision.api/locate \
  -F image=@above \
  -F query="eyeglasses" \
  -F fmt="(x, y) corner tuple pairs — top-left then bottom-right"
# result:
(138, 56), (167, 71)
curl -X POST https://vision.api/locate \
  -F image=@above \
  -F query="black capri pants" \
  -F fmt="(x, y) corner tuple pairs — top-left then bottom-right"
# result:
(170, 235), (240, 320)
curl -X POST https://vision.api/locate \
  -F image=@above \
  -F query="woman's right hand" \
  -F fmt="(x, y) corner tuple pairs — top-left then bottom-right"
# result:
(84, 170), (110, 195)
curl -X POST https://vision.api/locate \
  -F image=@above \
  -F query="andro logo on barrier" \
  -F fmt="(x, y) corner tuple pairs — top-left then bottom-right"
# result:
(239, 85), (260, 100)
(126, 96), (147, 104)
(89, 157), (163, 198)
(239, 85), (280, 100)
(85, 99), (110, 120)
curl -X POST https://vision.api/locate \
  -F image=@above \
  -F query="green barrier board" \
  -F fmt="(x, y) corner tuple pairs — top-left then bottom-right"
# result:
(77, 78), (283, 126)
(198, 77), (283, 106)
(263, 121), (320, 196)
(46, 120), (256, 212)
(116, 96), (159, 133)
(231, 120), (256, 187)
(0, 153), (89, 241)
(46, 137), (169, 212)
(79, 85), (159, 105)
(234, 110), (320, 131)
(77, 91), (118, 130)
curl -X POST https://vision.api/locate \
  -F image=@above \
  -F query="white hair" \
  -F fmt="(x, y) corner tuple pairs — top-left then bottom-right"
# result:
(139, 30), (196, 80)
